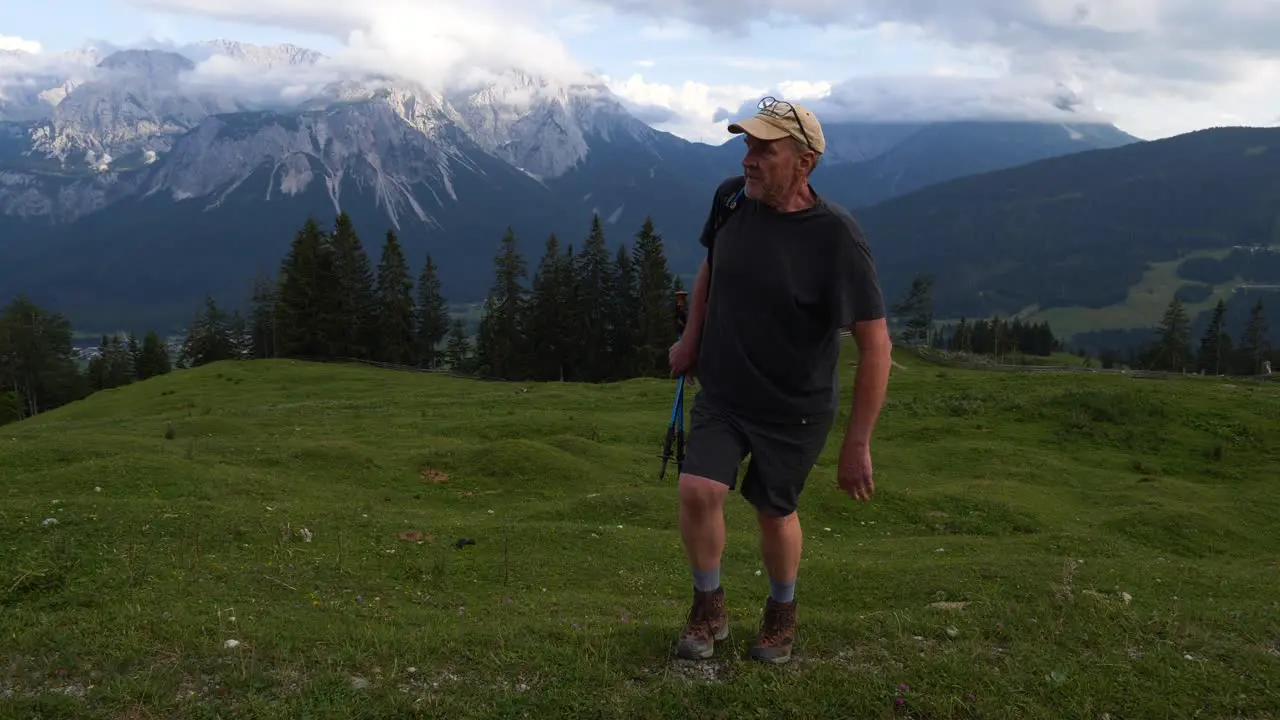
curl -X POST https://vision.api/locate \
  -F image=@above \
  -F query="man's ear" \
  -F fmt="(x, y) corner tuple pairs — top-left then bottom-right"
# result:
(799, 150), (816, 175)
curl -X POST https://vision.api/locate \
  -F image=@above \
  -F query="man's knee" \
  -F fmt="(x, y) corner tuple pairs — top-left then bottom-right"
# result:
(679, 473), (729, 514)
(756, 508), (799, 536)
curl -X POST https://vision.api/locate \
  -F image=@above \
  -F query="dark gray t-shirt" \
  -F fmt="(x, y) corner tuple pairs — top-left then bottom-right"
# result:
(696, 175), (886, 424)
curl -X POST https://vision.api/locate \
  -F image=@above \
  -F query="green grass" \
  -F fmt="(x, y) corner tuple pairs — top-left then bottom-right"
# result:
(2, 343), (1279, 718)
(1018, 248), (1239, 339)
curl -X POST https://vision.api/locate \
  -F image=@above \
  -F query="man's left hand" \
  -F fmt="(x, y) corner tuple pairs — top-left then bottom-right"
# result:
(837, 439), (874, 502)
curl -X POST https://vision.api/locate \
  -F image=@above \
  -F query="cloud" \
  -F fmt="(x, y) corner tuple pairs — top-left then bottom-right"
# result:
(574, 0), (1280, 94)
(733, 74), (1117, 125)
(604, 75), (845, 142)
(177, 54), (347, 107)
(719, 57), (805, 71)
(0, 36), (43, 54)
(0, 37), (42, 55)
(14, 0), (1270, 144)
(126, 0), (591, 91)
(603, 73), (770, 142)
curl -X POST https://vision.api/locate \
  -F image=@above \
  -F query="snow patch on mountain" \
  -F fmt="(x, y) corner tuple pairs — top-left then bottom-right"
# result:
(446, 69), (655, 178)
(183, 40), (326, 69)
(146, 87), (481, 230)
(25, 49), (247, 168)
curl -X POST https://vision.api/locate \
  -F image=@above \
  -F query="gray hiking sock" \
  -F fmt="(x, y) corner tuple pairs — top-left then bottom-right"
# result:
(769, 577), (796, 603)
(692, 566), (721, 592)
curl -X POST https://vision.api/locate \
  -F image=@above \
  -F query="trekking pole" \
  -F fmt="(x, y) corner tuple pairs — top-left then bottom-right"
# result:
(659, 291), (690, 479)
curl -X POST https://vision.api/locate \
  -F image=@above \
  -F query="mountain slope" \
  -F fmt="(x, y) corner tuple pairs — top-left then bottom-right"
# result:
(0, 41), (1161, 335)
(28, 49), (248, 171)
(854, 125), (1280, 335)
(817, 120), (1139, 208)
(2, 88), (577, 332)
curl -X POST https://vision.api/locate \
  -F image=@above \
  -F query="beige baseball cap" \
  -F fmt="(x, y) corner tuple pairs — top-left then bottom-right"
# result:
(728, 97), (826, 155)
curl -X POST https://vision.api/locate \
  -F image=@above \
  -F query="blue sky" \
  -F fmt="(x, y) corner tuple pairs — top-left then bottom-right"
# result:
(4, 0), (1278, 143)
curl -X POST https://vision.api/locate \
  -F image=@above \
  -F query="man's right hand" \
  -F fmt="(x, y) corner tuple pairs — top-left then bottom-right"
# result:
(669, 339), (698, 377)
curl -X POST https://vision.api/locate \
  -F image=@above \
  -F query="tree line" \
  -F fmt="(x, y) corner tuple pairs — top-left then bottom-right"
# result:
(890, 273), (1065, 359)
(178, 211), (687, 384)
(1137, 295), (1272, 375)
(888, 271), (1275, 375)
(7, 217), (1271, 429)
(0, 296), (173, 426)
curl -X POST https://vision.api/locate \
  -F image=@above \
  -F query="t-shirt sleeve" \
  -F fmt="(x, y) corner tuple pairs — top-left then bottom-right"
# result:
(830, 220), (887, 329)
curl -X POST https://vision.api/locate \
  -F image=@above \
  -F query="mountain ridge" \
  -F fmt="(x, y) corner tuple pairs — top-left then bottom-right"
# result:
(0, 39), (1155, 334)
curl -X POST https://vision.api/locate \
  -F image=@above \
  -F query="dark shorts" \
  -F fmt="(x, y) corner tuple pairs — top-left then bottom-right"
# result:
(681, 390), (834, 516)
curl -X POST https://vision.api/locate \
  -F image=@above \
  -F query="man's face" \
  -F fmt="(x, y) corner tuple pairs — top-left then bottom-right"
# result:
(741, 134), (808, 204)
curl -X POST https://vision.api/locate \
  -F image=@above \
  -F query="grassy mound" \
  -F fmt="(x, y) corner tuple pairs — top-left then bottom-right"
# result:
(2, 347), (1278, 718)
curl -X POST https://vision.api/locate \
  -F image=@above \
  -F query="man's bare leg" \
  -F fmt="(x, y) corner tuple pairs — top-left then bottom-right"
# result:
(751, 509), (802, 663)
(758, 510), (802, 599)
(679, 473), (729, 574)
(675, 473), (730, 659)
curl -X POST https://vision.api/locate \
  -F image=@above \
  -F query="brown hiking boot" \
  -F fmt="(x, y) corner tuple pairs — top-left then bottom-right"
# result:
(749, 597), (797, 664)
(675, 587), (728, 660)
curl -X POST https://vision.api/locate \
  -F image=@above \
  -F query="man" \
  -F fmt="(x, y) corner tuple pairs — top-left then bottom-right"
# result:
(674, 289), (689, 337)
(667, 97), (893, 664)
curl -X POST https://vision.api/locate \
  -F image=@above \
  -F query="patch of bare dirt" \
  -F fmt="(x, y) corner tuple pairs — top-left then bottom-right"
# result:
(398, 530), (436, 544)
(420, 467), (449, 484)
(664, 658), (735, 684)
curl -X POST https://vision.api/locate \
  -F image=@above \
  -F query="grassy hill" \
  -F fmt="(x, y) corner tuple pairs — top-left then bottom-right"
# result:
(2, 343), (1279, 718)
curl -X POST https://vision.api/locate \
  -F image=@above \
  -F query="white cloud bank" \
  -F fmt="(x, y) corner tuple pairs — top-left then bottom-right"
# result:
(4, 0), (1272, 142)
(0, 36), (43, 54)
(576, 0), (1280, 139)
(126, 0), (593, 91)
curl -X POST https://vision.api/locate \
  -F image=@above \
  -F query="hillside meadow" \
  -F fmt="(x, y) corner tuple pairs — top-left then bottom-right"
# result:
(1, 343), (1278, 719)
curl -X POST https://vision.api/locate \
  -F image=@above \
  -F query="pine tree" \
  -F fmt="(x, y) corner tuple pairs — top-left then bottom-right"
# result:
(892, 274), (934, 346)
(607, 243), (639, 379)
(1196, 298), (1231, 375)
(85, 335), (110, 391)
(415, 254), (450, 369)
(575, 215), (612, 381)
(525, 233), (570, 381)
(0, 295), (84, 421)
(633, 216), (676, 376)
(181, 295), (235, 368)
(84, 334), (135, 390)
(1149, 297), (1192, 371)
(444, 318), (471, 373)
(227, 311), (250, 359)
(247, 273), (279, 359)
(126, 333), (141, 382)
(954, 317), (973, 353)
(104, 335), (134, 387)
(474, 227), (528, 379)
(137, 331), (172, 380)
(324, 212), (378, 359)
(555, 243), (583, 380)
(374, 229), (418, 365)
(1237, 299), (1270, 375)
(275, 218), (329, 358)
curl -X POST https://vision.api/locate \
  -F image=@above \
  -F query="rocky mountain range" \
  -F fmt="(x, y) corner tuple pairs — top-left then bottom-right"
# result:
(0, 40), (1141, 333)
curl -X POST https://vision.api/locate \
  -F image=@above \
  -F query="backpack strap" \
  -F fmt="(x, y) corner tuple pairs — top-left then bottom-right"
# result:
(713, 178), (747, 236)
(706, 177), (746, 275)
